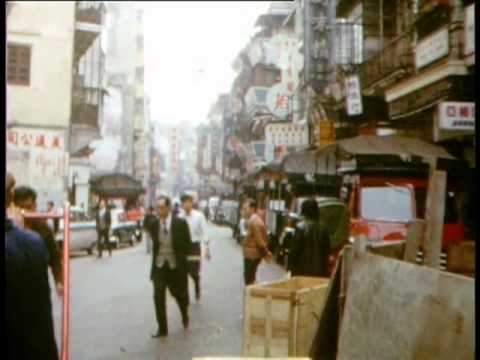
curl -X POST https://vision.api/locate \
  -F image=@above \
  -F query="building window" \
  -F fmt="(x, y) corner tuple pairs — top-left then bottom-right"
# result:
(7, 43), (31, 86)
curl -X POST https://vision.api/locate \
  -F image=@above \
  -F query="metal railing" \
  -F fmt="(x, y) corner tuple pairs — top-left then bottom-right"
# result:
(362, 21), (465, 89)
(362, 33), (414, 88)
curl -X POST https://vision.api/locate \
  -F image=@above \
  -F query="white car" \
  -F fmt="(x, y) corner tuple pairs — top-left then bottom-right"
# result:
(56, 207), (97, 255)
(109, 208), (139, 248)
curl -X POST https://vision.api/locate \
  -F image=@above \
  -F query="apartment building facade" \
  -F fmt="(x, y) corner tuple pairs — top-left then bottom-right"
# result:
(6, 1), (105, 209)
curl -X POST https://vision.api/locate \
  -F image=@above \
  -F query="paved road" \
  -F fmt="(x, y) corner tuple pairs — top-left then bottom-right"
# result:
(51, 223), (287, 359)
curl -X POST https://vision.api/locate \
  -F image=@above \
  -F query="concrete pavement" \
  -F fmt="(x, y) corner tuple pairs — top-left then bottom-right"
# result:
(51, 223), (287, 359)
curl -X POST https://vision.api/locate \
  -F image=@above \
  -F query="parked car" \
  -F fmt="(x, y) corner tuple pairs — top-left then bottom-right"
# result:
(208, 196), (220, 220)
(215, 199), (239, 228)
(56, 207), (97, 255)
(109, 208), (139, 248)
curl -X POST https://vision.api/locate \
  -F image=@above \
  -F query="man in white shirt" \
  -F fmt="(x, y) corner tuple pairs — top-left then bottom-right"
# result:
(179, 194), (211, 301)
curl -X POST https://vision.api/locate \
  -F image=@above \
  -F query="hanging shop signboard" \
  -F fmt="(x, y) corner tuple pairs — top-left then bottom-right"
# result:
(438, 102), (475, 131)
(344, 75), (363, 116)
(464, 4), (475, 58)
(415, 27), (449, 69)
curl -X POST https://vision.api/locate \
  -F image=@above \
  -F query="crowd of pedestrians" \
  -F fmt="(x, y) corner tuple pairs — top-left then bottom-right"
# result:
(6, 168), (331, 354)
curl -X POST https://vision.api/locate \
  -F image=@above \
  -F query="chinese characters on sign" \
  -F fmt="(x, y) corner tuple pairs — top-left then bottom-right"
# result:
(439, 102), (475, 131)
(8, 130), (64, 149)
(345, 75), (363, 116)
(265, 123), (309, 148)
(6, 127), (67, 190)
(169, 127), (180, 173)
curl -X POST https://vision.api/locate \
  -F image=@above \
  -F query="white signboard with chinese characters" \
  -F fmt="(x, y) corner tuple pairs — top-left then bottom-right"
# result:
(415, 28), (449, 69)
(345, 75), (363, 116)
(266, 82), (291, 119)
(438, 102), (475, 131)
(464, 4), (475, 57)
(169, 127), (180, 173)
(265, 122), (309, 148)
(7, 127), (67, 192)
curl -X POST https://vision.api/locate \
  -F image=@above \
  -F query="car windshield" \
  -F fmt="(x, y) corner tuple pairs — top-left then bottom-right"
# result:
(361, 186), (413, 222)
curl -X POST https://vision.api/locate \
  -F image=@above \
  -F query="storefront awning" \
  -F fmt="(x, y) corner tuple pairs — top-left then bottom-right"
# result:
(90, 173), (145, 198)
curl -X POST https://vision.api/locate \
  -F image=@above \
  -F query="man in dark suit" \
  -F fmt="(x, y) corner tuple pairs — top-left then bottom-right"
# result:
(6, 172), (59, 360)
(13, 186), (63, 297)
(150, 195), (193, 338)
(95, 199), (112, 258)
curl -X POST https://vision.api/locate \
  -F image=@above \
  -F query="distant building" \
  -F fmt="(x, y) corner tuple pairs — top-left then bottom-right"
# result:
(104, 2), (145, 181)
(6, 1), (106, 209)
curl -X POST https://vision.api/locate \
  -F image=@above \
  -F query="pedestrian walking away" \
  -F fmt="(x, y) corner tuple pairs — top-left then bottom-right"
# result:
(289, 198), (330, 277)
(150, 195), (193, 338)
(5, 173), (59, 360)
(179, 194), (211, 302)
(46, 200), (60, 234)
(95, 199), (113, 258)
(13, 186), (63, 297)
(241, 198), (272, 285)
(143, 206), (157, 254)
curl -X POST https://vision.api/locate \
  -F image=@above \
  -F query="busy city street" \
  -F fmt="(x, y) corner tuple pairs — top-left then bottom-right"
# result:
(6, 1), (475, 359)
(51, 224), (286, 360)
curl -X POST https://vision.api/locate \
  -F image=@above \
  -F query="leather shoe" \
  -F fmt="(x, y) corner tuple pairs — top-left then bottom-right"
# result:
(182, 314), (189, 329)
(151, 331), (168, 338)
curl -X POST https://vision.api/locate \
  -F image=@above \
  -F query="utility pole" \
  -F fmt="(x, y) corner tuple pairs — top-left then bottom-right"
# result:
(303, 0), (314, 146)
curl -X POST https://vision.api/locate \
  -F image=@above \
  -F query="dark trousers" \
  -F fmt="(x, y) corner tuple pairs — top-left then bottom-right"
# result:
(152, 263), (189, 334)
(97, 229), (111, 257)
(187, 260), (201, 299)
(244, 258), (261, 285)
(187, 242), (202, 299)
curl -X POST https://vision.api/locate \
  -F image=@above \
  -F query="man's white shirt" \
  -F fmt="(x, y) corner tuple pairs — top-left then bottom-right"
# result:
(179, 209), (209, 260)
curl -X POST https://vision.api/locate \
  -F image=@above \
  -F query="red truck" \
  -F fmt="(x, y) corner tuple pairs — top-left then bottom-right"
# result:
(346, 173), (464, 249)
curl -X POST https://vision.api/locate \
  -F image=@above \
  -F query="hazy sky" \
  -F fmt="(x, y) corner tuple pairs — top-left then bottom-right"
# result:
(143, 1), (270, 127)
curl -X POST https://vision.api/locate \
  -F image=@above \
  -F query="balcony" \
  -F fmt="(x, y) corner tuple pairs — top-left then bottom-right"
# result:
(245, 86), (269, 113)
(362, 33), (414, 90)
(72, 82), (103, 106)
(74, 2), (104, 63)
(76, 2), (103, 24)
(72, 103), (99, 128)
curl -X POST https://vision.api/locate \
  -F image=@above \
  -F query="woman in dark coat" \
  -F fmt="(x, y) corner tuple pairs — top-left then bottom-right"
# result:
(289, 198), (331, 277)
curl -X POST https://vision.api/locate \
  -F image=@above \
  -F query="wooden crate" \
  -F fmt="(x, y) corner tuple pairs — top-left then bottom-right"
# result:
(243, 276), (329, 357)
(447, 241), (475, 273)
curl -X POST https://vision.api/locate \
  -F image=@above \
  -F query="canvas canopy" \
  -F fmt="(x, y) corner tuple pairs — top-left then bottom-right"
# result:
(90, 173), (145, 198)
(281, 135), (456, 175)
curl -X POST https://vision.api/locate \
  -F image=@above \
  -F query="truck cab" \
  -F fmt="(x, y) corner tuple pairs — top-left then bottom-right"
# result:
(346, 173), (464, 251)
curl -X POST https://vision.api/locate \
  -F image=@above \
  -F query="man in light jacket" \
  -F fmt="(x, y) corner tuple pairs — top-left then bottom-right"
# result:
(241, 198), (272, 285)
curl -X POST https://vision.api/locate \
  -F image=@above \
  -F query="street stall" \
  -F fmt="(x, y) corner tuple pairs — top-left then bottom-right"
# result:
(89, 173), (146, 248)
